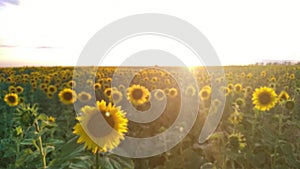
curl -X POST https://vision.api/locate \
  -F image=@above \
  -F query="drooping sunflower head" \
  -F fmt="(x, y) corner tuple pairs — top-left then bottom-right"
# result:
(127, 85), (150, 105)
(4, 93), (19, 107)
(278, 91), (290, 102)
(58, 88), (77, 105)
(228, 111), (243, 125)
(252, 86), (278, 111)
(235, 98), (246, 108)
(73, 100), (128, 153)
(228, 132), (247, 150)
(269, 83), (276, 90)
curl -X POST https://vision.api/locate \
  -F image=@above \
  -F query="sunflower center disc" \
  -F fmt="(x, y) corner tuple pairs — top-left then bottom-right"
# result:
(8, 96), (16, 103)
(87, 112), (115, 138)
(63, 92), (73, 101)
(132, 89), (143, 100)
(81, 94), (89, 101)
(258, 92), (271, 105)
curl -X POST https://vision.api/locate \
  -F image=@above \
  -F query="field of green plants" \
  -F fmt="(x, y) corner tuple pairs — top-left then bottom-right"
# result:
(0, 65), (300, 169)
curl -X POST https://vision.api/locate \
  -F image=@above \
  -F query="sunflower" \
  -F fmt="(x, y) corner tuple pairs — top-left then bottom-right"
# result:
(227, 83), (234, 90)
(269, 83), (276, 89)
(73, 100), (128, 153)
(58, 88), (77, 105)
(44, 77), (51, 84)
(295, 88), (300, 94)
(278, 91), (290, 102)
(164, 78), (171, 85)
(150, 85), (157, 91)
(220, 86), (231, 96)
(78, 91), (92, 103)
(39, 83), (47, 91)
(86, 79), (94, 87)
(185, 85), (196, 96)
(168, 88), (178, 98)
(252, 87), (278, 111)
(48, 116), (56, 123)
(234, 83), (243, 93)
(142, 77), (149, 83)
(67, 80), (76, 88)
(47, 85), (57, 94)
(289, 73), (295, 80)
(270, 77), (276, 83)
(111, 89), (123, 105)
(199, 87), (211, 100)
(15, 126), (23, 136)
(118, 84), (126, 92)
(8, 86), (16, 93)
(154, 89), (166, 101)
(15, 86), (24, 94)
(235, 98), (246, 108)
(127, 85), (150, 105)
(151, 76), (159, 83)
(240, 72), (246, 78)
(4, 93), (19, 107)
(164, 88), (170, 95)
(94, 83), (102, 91)
(212, 99), (221, 107)
(247, 73), (253, 79)
(261, 71), (267, 77)
(104, 88), (112, 99)
(18, 97), (25, 104)
(47, 92), (54, 99)
(228, 132), (247, 150)
(228, 111), (243, 125)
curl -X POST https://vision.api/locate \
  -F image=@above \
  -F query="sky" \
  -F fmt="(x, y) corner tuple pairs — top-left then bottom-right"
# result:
(0, 0), (300, 67)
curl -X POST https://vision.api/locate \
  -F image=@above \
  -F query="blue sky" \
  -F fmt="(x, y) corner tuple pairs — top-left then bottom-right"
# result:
(0, 0), (300, 67)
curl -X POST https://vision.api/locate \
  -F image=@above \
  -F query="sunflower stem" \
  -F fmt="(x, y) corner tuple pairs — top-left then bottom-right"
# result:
(95, 153), (99, 169)
(34, 121), (47, 169)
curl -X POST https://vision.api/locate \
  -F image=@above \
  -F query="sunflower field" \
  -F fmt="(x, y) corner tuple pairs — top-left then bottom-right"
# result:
(0, 65), (300, 169)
